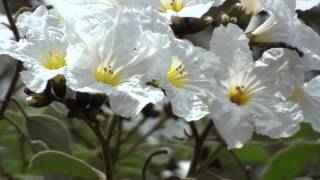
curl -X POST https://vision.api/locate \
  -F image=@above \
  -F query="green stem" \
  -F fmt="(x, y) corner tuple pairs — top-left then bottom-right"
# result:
(84, 115), (119, 180)
(187, 121), (213, 177)
(120, 115), (167, 158)
(192, 142), (224, 177)
(112, 119), (122, 164)
(229, 150), (251, 180)
(121, 116), (147, 144)
(0, 0), (22, 117)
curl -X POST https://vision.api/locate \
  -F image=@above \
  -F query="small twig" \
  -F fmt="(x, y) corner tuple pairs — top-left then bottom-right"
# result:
(229, 150), (251, 180)
(142, 149), (169, 180)
(121, 117), (147, 144)
(83, 115), (119, 180)
(189, 122), (199, 139)
(204, 170), (227, 180)
(120, 115), (167, 158)
(187, 121), (213, 177)
(112, 119), (122, 164)
(193, 142), (224, 176)
(0, 0), (22, 118)
(212, 126), (251, 180)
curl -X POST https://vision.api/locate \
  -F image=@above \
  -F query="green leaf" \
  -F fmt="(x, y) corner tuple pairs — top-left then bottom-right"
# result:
(235, 144), (270, 164)
(30, 151), (105, 179)
(31, 140), (49, 152)
(262, 142), (320, 180)
(26, 115), (71, 153)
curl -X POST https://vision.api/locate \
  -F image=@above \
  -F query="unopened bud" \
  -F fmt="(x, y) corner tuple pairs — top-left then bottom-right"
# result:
(221, 14), (230, 25)
(52, 75), (66, 99)
(230, 17), (238, 23)
(203, 16), (214, 25)
(89, 93), (107, 108)
(26, 94), (53, 107)
(88, 108), (105, 122)
(26, 96), (37, 105)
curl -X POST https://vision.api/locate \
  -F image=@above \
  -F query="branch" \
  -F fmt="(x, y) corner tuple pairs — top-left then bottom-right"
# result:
(193, 142), (224, 176)
(229, 150), (251, 180)
(142, 149), (169, 180)
(187, 121), (213, 176)
(0, 0), (22, 117)
(83, 115), (118, 180)
(120, 115), (167, 158)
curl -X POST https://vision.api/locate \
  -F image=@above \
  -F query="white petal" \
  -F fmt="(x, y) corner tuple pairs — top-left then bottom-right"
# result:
(177, 2), (213, 18)
(296, 0), (320, 11)
(252, 101), (302, 138)
(210, 24), (253, 65)
(166, 89), (208, 121)
(20, 65), (65, 93)
(209, 98), (254, 149)
(110, 78), (164, 118)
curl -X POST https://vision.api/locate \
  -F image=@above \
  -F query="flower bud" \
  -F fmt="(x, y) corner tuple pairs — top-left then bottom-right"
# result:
(221, 14), (230, 25)
(26, 94), (53, 108)
(89, 93), (107, 108)
(52, 75), (66, 99)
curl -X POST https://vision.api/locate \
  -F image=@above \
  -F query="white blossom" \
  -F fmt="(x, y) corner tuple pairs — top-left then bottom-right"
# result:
(145, 37), (218, 121)
(0, 6), (68, 93)
(243, 0), (320, 71)
(205, 24), (302, 149)
(65, 7), (167, 118)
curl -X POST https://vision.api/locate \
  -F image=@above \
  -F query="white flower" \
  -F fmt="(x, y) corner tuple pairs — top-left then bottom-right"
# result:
(243, 0), (320, 71)
(205, 24), (302, 149)
(146, 38), (217, 121)
(65, 8), (166, 118)
(0, 6), (68, 93)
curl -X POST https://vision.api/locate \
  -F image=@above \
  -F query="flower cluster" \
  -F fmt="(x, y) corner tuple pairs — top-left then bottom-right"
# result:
(1, 0), (320, 149)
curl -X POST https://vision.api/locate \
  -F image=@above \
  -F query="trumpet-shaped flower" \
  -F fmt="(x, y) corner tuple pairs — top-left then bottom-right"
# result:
(66, 8), (167, 118)
(0, 6), (68, 93)
(243, 0), (320, 71)
(146, 38), (218, 121)
(205, 24), (302, 149)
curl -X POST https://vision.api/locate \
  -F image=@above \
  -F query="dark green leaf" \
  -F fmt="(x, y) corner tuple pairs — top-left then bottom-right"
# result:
(262, 142), (320, 180)
(30, 151), (105, 179)
(235, 144), (270, 164)
(26, 115), (71, 153)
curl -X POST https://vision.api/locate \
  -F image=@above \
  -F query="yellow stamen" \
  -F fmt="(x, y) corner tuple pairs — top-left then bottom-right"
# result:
(160, 0), (185, 13)
(228, 85), (251, 106)
(43, 51), (66, 70)
(167, 57), (187, 88)
(94, 63), (121, 86)
(288, 87), (305, 102)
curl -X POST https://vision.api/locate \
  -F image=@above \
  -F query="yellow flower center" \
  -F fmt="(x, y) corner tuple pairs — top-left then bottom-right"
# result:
(228, 85), (251, 106)
(43, 51), (66, 70)
(160, 0), (185, 13)
(94, 63), (121, 86)
(288, 87), (305, 102)
(167, 57), (187, 88)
